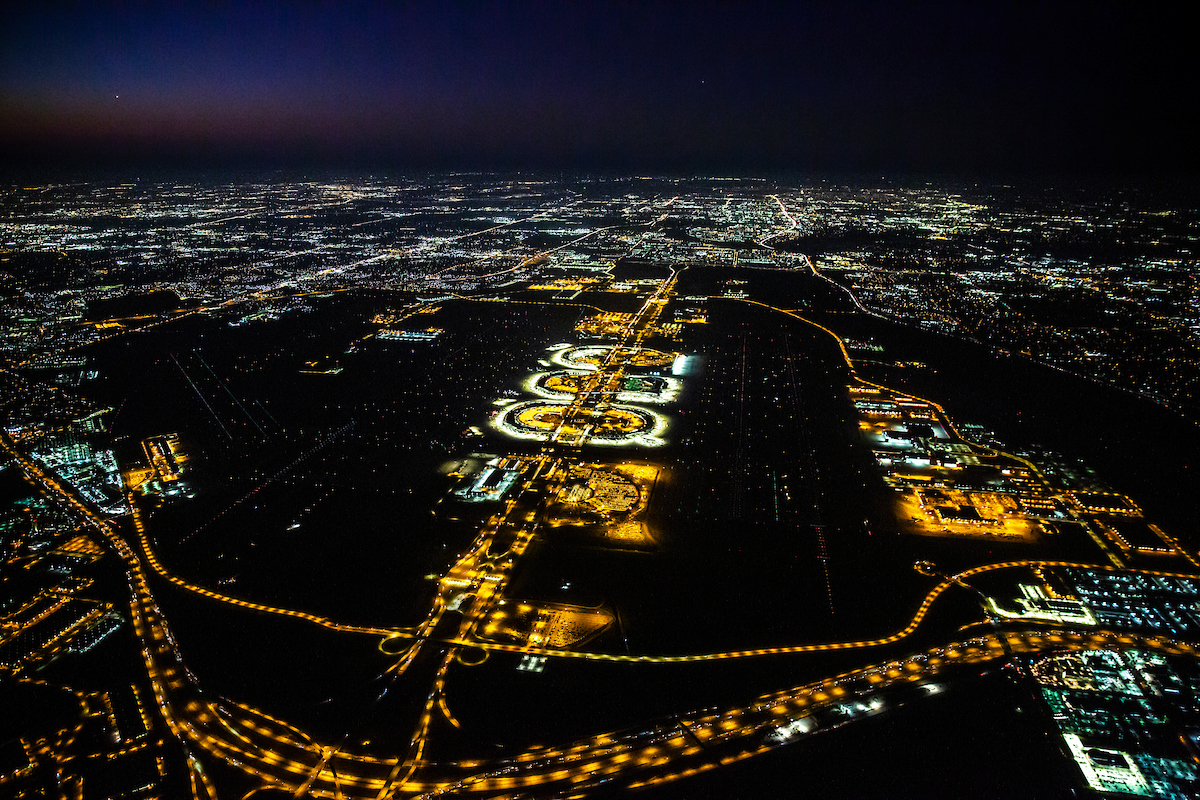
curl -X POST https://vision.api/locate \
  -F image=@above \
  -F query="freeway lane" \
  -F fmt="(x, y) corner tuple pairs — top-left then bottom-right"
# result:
(422, 629), (1200, 797)
(143, 621), (1200, 800)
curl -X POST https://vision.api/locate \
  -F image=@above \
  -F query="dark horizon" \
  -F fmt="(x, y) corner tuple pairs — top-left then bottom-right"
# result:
(3, 2), (1196, 180)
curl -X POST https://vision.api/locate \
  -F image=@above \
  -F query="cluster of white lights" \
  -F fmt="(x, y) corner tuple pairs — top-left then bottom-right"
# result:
(489, 400), (669, 448)
(617, 375), (682, 405)
(519, 370), (682, 406)
(548, 344), (606, 372)
(590, 404), (669, 448)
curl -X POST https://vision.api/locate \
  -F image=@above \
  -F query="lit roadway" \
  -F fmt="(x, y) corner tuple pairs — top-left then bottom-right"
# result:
(5, 275), (1200, 798)
(7, 416), (1200, 797)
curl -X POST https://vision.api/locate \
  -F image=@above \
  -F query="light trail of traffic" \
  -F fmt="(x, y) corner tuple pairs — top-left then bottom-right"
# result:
(421, 628), (1200, 797)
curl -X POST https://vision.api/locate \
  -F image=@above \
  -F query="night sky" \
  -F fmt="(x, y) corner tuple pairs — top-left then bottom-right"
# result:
(1, 2), (1194, 177)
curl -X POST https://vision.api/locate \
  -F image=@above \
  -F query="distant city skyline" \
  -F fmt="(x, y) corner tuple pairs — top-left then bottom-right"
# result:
(2, 2), (1194, 176)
